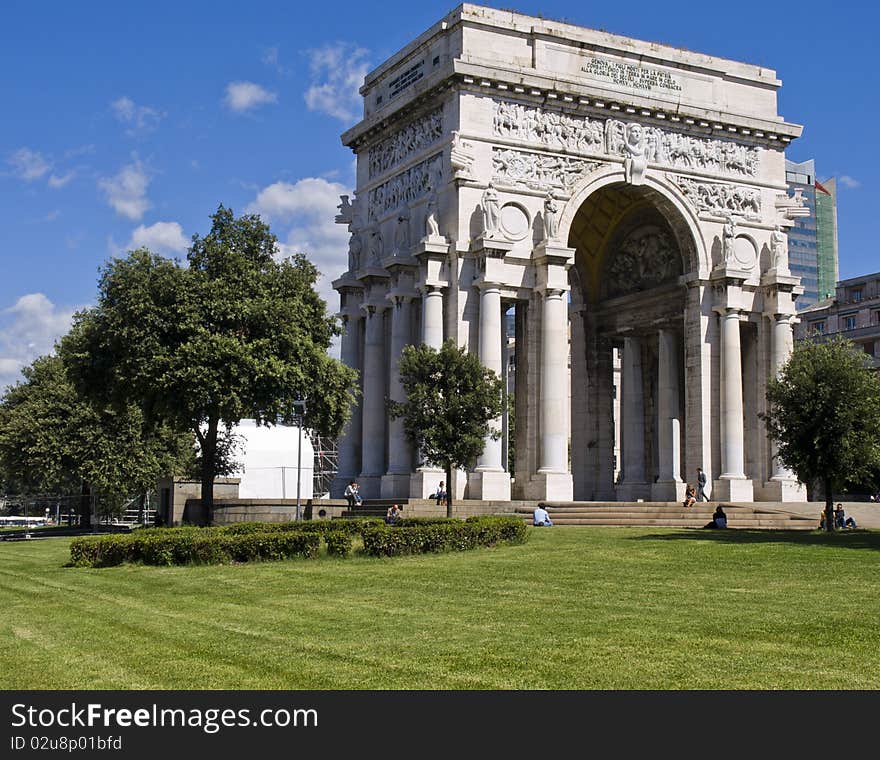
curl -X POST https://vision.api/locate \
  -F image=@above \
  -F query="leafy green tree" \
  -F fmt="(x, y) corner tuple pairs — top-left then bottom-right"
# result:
(764, 338), (880, 530)
(0, 353), (193, 525)
(389, 339), (504, 517)
(62, 205), (358, 515)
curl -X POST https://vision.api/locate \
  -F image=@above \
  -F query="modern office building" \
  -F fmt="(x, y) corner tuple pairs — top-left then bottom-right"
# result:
(785, 159), (839, 310)
(795, 271), (880, 369)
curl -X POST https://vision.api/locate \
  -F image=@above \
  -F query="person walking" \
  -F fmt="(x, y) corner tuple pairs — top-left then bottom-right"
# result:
(696, 468), (709, 501)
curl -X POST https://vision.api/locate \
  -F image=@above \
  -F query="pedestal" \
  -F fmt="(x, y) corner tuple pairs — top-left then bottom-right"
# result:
(712, 477), (754, 502)
(380, 474), (412, 499)
(522, 472), (573, 501)
(410, 469), (444, 499)
(756, 479), (807, 502)
(651, 480), (687, 502)
(467, 471), (512, 501)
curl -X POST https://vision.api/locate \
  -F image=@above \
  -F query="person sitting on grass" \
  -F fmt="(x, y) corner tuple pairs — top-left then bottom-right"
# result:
(834, 503), (846, 530)
(533, 505), (553, 527)
(704, 505), (727, 529)
(683, 485), (696, 509)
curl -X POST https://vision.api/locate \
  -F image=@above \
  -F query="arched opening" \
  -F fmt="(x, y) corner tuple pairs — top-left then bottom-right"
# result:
(567, 182), (695, 502)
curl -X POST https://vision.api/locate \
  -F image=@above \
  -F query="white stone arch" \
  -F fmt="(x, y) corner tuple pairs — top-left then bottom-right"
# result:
(556, 165), (711, 278)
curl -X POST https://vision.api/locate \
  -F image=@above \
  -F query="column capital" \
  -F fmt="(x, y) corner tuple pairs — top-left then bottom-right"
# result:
(362, 301), (390, 317)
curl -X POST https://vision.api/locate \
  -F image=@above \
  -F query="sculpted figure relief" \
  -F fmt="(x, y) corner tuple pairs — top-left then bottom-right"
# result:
(674, 177), (761, 220)
(493, 101), (759, 178)
(492, 148), (601, 192)
(348, 232), (363, 272)
(543, 191), (559, 241)
(393, 206), (410, 254)
(623, 123), (648, 185)
(605, 226), (680, 298)
(368, 154), (442, 220)
(481, 182), (501, 237)
(368, 107), (444, 178)
(424, 189), (441, 239)
(771, 225), (789, 272)
(722, 216), (738, 265)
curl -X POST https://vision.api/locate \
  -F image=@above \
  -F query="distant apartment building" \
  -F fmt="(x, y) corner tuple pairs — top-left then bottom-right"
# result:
(785, 159), (839, 310)
(794, 272), (880, 369)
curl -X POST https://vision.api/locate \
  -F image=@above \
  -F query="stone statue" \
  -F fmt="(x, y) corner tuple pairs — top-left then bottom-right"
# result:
(336, 194), (354, 225)
(425, 190), (440, 239)
(722, 215), (737, 265)
(543, 191), (559, 241)
(481, 181), (500, 237)
(450, 130), (475, 180)
(348, 232), (362, 272)
(623, 123), (647, 185)
(771, 225), (788, 272)
(393, 206), (410, 254)
(368, 228), (383, 265)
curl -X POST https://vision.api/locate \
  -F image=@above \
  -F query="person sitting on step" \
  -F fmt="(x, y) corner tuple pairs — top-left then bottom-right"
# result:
(704, 505), (727, 529)
(683, 485), (696, 509)
(533, 505), (553, 527)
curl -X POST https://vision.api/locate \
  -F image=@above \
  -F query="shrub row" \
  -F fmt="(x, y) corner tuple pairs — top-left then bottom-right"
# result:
(361, 516), (528, 557)
(70, 530), (320, 567)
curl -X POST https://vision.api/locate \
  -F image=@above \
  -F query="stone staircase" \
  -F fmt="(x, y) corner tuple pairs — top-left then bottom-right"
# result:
(518, 502), (817, 530)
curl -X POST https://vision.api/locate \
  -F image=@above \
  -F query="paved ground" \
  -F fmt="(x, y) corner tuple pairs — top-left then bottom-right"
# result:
(766, 501), (880, 529)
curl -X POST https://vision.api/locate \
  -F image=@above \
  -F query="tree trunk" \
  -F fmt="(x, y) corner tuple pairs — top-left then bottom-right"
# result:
(445, 462), (453, 519)
(79, 481), (91, 529)
(200, 417), (219, 525)
(824, 476), (834, 532)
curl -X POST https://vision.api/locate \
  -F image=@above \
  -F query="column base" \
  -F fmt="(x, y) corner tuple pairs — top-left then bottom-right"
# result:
(521, 471), (573, 501)
(467, 471), (511, 501)
(712, 478), (754, 502)
(331, 475), (359, 499)
(355, 475), (382, 500)
(409, 469), (444, 499)
(754, 479), (807, 502)
(381, 473), (412, 499)
(651, 480), (687, 502)
(615, 482), (652, 501)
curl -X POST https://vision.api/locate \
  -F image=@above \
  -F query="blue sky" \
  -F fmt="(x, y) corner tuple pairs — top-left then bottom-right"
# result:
(1, 0), (875, 390)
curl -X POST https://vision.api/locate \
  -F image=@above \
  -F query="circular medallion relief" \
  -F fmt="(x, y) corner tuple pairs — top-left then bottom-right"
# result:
(499, 203), (530, 241)
(733, 236), (757, 270)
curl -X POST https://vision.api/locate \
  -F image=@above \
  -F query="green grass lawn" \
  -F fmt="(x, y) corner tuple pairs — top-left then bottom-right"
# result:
(2, 528), (879, 689)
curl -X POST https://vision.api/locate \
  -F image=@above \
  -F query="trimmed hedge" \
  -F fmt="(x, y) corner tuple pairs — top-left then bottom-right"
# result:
(70, 530), (320, 567)
(69, 516), (528, 566)
(361, 516), (528, 557)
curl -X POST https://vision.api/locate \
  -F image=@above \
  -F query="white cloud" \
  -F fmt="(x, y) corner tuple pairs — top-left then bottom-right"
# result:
(127, 221), (189, 255)
(111, 96), (165, 134)
(246, 176), (350, 317)
(224, 81), (278, 113)
(48, 171), (75, 188)
(838, 175), (860, 189)
(304, 43), (369, 122)
(98, 160), (151, 220)
(8, 148), (52, 181)
(0, 294), (80, 391)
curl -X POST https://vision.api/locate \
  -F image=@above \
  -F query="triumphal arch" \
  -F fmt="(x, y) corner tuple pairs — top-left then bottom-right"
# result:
(332, 3), (808, 503)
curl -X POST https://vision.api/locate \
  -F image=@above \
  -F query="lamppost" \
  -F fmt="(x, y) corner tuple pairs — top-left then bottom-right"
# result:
(293, 398), (307, 521)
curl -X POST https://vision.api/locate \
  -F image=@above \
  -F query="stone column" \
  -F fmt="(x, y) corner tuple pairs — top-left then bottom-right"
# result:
(617, 336), (649, 500)
(652, 328), (685, 501)
(539, 288), (568, 473)
(381, 295), (413, 498)
(422, 286), (444, 349)
(410, 285), (445, 498)
(359, 302), (388, 497)
(469, 284), (510, 499)
(715, 308), (753, 500)
(331, 311), (362, 497)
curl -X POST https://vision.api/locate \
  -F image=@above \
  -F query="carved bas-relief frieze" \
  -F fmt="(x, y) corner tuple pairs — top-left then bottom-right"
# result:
(604, 226), (681, 299)
(673, 176), (761, 220)
(368, 154), (443, 220)
(368, 107), (444, 179)
(492, 101), (760, 178)
(492, 148), (602, 192)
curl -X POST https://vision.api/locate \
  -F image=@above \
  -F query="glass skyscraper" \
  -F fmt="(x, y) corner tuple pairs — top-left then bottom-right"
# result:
(785, 159), (839, 310)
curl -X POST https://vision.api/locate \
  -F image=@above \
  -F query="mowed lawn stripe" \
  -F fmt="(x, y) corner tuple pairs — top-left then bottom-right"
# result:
(1, 528), (878, 689)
